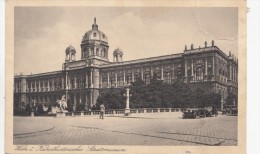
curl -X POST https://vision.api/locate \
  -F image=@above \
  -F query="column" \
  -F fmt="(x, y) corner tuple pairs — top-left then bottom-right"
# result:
(229, 64), (232, 80)
(126, 88), (130, 109)
(141, 67), (144, 80)
(65, 72), (68, 89)
(38, 81), (41, 92)
(74, 76), (77, 89)
(107, 72), (110, 88)
(132, 70), (134, 82)
(74, 94), (76, 111)
(47, 80), (50, 91)
(30, 82), (33, 92)
(161, 66), (164, 80)
(232, 67), (235, 81)
(99, 75), (102, 88)
(85, 93), (88, 108)
(35, 81), (37, 92)
(212, 57), (215, 75)
(61, 77), (64, 90)
(205, 58), (208, 75)
(90, 91), (93, 107)
(123, 70), (126, 85)
(184, 61), (187, 77)
(235, 67), (237, 82)
(191, 61), (194, 76)
(85, 72), (88, 88)
(90, 69), (93, 88)
(204, 58), (208, 81)
(150, 66), (153, 77)
(172, 64), (175, 80)
(115, 73), (118, 87)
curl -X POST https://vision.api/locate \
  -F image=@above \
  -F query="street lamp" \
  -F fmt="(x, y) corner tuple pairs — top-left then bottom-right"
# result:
(123, 84), (132, 115)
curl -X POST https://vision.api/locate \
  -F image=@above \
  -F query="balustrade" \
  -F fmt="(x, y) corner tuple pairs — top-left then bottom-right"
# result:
(56, 108), (183, 118)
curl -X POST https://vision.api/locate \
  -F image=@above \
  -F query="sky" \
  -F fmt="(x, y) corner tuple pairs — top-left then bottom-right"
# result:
(14, 7), (238, 75)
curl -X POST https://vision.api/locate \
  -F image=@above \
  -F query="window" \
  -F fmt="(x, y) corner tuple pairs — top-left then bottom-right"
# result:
(96, 48), (99, 55)
(208, 67), (212, 75)
(165, 72), (171, 84)
(187, 69), (191, 76)
(144, 74), (150, 84)
(177, 70), (182, 80)
(196, 67), (204, 81)
(91, 48), (94, 55)
(127, 76), (131, 84)
(102, 34), (105, 38)
(93, 33), (96, 37)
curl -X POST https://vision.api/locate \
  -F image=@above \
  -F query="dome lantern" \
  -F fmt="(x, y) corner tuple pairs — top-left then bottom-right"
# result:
(65, 45), (76, 62)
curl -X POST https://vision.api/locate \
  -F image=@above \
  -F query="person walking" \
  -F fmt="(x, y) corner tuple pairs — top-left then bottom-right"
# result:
(100, 103), (105, 119)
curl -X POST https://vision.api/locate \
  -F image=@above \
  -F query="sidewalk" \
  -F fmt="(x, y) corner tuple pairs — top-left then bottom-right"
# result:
(14, 116), (54, 135)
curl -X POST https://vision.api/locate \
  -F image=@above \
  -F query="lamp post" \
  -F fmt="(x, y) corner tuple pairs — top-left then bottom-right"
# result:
(124, 84), (132, 115)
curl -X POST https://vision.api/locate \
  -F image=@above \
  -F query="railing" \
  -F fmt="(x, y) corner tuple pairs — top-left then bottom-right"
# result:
(55, 108), (183, 117)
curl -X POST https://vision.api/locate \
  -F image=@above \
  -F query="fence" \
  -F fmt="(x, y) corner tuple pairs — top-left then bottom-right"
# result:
(54, 108), (183, 118)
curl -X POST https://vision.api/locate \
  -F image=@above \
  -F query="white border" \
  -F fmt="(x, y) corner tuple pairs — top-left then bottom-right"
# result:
(247, 0), (260, 154)
(0, 0), (5, 154)
(0, 0), (260, 154)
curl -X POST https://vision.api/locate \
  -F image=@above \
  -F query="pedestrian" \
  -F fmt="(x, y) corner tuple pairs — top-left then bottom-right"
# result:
(100, 103), (105, 119)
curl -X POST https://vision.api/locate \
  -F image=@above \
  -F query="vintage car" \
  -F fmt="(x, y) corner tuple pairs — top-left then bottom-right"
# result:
(225, 105), (238, 116)
(204, 106), (218, 117)
(183, 108), (207, 119)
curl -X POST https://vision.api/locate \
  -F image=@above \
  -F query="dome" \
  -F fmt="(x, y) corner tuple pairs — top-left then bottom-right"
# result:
(81, 18), (108, 44)
(65, 45), (76, 53)
(113, 48), (123, 56)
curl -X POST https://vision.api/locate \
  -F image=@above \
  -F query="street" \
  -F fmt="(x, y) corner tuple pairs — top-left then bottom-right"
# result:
(14, 112), (237, 146)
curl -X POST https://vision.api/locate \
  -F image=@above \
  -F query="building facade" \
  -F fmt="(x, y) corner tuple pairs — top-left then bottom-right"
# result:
(14, 18), (238, 110)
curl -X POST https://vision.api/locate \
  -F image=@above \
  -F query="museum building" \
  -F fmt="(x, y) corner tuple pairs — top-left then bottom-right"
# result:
(14, 18), (238, 110)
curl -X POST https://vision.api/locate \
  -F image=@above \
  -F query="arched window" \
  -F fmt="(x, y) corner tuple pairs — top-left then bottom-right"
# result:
(144, 74), (150, 84)
(127, 76), (131, 84)
(187, 69), (191, 76)
(93, 33), (96, 37)
(196, 67), (204, 81)
(135, 73), (140, 81)
(165, 72), (171, 84)
(96, 48), (99, 55)
(208, 67), (212, 75)
(177, 70), (182, 80)
(91, 48), (94, 55)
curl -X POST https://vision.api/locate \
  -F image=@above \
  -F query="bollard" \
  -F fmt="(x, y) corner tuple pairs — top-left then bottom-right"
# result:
(31, 111), (34, 117)
(81, 111), (84, 116)
(144, 108), (147, 113)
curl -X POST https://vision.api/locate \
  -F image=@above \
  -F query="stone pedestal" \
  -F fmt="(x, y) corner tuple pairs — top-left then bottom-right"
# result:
(113, 110), (116, 115)
(31, 112), (34, 117)
(125, 108), (131, 116)
(80, 111), (84, 116)
(56, 112), (67, 118)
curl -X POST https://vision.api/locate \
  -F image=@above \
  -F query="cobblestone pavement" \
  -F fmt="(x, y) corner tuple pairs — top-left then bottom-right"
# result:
(14, 113), (237, 146)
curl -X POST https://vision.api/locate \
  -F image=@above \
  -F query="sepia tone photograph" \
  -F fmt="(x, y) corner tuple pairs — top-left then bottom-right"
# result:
(6, 0), (246, 154)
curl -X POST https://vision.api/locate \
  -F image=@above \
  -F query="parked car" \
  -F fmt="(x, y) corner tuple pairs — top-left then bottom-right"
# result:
(183, 108), (198, 119)
(225, 105), (238, 116)
(204, 106), (218, 117)
(183, 108), (206, 119)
